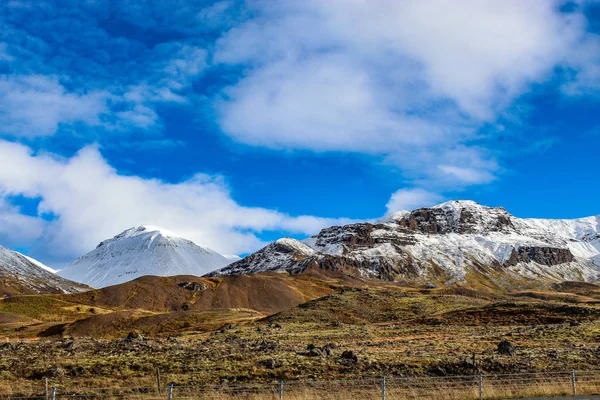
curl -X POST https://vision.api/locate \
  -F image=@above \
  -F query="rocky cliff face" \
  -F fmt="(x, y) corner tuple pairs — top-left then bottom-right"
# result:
(504, 247), (575, 267)
(209, 201), (600, 285)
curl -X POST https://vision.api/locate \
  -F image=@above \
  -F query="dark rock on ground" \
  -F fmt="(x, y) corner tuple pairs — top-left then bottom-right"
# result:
(47, 366), (65, 378)
(125, 332), (145, 342)
(340, 350), (358, 362)
(498, 339), (515, 355)
(265, 359), (281, 369)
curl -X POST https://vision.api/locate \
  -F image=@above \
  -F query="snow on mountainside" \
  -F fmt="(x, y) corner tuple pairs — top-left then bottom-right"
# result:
(0, 246), (88, 295)
(207, 238), (316, 276)
(208, 201), (600, 285)
(59, 225), (234, 288)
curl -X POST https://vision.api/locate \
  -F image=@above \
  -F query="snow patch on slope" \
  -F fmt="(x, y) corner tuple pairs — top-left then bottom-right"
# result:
(20, 254), (57, 274)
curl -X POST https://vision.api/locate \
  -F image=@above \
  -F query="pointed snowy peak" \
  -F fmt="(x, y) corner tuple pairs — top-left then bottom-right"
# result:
(59, 226), (234, 288)
(0, 245), (88, 295)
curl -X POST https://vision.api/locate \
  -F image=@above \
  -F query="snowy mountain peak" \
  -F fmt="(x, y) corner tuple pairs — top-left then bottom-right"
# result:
(116, 225), (181, 239)
(60, 226), (234, 288)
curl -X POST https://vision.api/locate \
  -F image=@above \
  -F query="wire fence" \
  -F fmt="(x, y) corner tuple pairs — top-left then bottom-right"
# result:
(2, 370), (600, 400)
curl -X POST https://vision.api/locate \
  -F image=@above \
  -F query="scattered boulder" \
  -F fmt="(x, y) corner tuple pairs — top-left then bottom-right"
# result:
(46, 366), (65, 378)
(308, 348), (323, 357)
(424, 282), (437, 289)
(264, 359), (281, 369)
(497, 339), (515, 355)
(340, 350), (358, 362)
(305, 343), (338, 357)
(322, 343), (338, 356)
(125, 332), (145, 343)
(258, 341), (278, 352)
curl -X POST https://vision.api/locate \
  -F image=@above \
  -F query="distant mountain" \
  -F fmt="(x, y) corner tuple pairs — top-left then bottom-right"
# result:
(208, 200), (600, 286)
(59, 226), (234, 288)
(0, 245), (89, 296)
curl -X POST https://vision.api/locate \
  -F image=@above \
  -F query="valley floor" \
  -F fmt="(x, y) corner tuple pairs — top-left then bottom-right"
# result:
(2, 275), (600, 398)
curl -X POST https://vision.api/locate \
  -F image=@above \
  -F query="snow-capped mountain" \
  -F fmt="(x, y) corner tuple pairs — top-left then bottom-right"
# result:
(208, 201), (600, 285)
(0, 246), (88, 295)
(59, 225), (234, 288)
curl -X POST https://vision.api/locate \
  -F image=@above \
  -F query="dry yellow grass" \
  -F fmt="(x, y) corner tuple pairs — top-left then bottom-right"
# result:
(3, 374), (600, 400)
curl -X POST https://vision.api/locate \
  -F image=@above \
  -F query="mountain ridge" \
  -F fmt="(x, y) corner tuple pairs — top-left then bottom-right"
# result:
(208, 200), (600, 285)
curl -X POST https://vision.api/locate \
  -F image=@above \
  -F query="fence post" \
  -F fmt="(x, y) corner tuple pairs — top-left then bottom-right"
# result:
(156, 367), (161, 393)
(167, 383), (173, 400)
(45, 378), (49, 400)
(478, 373), (483, 400)
(51, 387), (56, 400)
(381, 376), (386, 400)
(571, 369), (576, 396)
(278, 380), (284, 400)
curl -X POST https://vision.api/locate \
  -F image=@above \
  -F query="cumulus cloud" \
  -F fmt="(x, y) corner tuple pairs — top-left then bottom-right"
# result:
(0, 140), (350, 267)
(214, 0), (596, 188)
(386, 188), (445, 214)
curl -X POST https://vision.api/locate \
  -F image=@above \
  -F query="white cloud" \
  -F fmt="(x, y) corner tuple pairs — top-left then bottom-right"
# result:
(0, 75), (108, 137)
(214, 0), (594, 188)
(561, 33), (600, 95)
(385, 188), (444, 214)
(0, 140), (350, 267)
(0, 197), (45, 249)
(438, 165), (496, 185)
(217, 54), (448, 152)
(0, 36), (209, 137)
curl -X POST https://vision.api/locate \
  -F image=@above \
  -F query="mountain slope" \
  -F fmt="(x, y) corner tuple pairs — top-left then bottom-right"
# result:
(209, 201), (600, 286)
(0, 246), (89, 296)
(58, 226), (233, 288)
(61, 273), (339, 314)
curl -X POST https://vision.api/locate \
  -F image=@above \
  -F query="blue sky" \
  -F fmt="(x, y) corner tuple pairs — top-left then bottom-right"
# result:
(0, 0), (599, 267)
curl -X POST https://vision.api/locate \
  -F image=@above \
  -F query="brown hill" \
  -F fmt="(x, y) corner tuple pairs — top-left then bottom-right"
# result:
(0, 272), (362, 339)
(60, 272), (346, 314)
